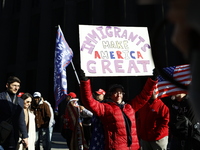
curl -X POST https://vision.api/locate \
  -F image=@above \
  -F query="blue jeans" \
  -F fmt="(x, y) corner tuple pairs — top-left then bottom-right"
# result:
(35, 128), (50, 150)
(49, 126), (54, 141)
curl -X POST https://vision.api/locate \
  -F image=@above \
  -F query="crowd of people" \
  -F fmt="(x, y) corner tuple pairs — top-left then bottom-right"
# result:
(0, 76), (55, 150)
(77, 69), (200, 150)
(1, 71), (200, 150)
(1, 0), (200, 149)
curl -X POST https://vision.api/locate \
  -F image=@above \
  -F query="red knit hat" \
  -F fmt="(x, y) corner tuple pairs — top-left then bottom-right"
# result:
(67, 92), (77, 98)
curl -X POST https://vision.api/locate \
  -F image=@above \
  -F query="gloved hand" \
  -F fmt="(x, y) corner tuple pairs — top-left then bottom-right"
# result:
(79, 69), (88, 81)
(151, 68), (159, 80)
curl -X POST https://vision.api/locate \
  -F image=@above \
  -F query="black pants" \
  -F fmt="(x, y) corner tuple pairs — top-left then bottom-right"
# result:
(65, 129), (72, 149)
(169, 136), (200, 150)
(83, 125), (92, 147)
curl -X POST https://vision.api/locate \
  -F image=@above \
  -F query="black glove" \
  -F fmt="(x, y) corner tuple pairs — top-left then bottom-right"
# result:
(79, 69), (88, 81)
(151, 68), (159, 80)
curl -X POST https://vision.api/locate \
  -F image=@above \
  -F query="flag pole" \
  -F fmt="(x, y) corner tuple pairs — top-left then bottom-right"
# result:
(70, 60), (80, 85)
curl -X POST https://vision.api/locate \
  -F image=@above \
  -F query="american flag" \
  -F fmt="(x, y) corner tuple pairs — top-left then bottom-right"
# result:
(155, 64), (191, 99)
(54, 25), (73, 111)
(89, 115), (105, 150)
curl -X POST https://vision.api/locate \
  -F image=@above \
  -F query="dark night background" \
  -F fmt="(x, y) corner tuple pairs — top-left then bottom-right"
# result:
(0, 0), (187, 129)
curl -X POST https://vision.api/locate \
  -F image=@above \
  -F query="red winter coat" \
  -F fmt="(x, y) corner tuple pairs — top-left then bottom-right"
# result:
(137, 99), (169, 141)
(136, 98), (169, 141)
(80, 78), (157, 150)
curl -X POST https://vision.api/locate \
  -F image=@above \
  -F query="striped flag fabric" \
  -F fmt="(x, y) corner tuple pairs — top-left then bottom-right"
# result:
(54, 25), (73, 111)
(155, 64), (191, 99)
(89, 115), (105, 150)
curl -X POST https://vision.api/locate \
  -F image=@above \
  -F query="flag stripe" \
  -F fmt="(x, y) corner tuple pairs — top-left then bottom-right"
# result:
(156, 64), (191, 99)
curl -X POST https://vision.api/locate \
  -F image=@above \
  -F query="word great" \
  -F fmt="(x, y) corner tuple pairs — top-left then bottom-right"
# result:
(87, 59), (150, 74)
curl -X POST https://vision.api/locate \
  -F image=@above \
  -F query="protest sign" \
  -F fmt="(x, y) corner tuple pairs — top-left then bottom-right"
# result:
(79, 25), (155, 77)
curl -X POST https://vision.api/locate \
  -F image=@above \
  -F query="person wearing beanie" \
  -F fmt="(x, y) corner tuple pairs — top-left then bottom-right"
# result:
(31, 92), (51, 150)
(79, 69), (158, 150)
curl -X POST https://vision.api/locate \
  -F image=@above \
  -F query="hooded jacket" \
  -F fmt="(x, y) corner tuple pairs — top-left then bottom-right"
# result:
(80, 78), (157, 150)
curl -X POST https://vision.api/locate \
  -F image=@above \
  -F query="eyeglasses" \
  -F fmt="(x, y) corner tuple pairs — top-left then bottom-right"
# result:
(112, 91), (125, 95)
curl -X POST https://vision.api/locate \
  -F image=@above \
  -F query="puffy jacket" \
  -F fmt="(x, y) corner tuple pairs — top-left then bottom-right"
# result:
(80, 78), (157, 150)
(137, 98), (169, 141)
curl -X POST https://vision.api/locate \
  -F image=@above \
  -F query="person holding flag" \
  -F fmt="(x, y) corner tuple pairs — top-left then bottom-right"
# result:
(152, 64), (200, 149)
(136, 89), (169, 150)
(54, 25), (90, 149)
(164, 93), (200, 150)
(63, 92), (92, 150)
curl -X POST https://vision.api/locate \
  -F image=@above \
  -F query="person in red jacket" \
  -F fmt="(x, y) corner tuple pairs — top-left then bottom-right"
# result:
(79, 70), (158, 150)
(136, 89), (169, 150)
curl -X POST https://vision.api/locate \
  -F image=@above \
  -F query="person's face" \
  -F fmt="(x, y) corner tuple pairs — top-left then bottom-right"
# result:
(70, 100), (78, 107)
(33, 97), (41, 105)
(66, 96), (71, 102)
(6, 82), (20, 94)
(110, 88), (124, 104)
(96, 94), (104, 101)
(172, 93), (186, 101)
(24, 97), (32, 109)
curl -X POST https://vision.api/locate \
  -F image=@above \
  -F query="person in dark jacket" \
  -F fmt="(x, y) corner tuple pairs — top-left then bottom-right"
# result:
(79, 70), (158, 150)
(137, 89), (169, 150)
(164, 93), (200, 150)
(0, 76), (28, 149)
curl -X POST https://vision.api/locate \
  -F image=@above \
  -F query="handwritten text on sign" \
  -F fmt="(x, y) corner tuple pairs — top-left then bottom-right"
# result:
(79, 25), (155, 76)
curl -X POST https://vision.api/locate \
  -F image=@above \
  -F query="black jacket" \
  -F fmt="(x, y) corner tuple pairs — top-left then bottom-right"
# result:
(0, 91), (28, 148)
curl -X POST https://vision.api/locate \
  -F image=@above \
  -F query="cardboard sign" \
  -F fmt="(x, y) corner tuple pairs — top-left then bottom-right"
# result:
(79, 25), (155, 77)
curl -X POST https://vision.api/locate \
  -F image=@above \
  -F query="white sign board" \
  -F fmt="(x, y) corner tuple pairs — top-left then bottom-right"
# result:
(79, 25), (155, 77)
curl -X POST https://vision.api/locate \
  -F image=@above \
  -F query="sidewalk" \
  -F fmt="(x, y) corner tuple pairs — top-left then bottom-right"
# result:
(51, 132), (69, 150)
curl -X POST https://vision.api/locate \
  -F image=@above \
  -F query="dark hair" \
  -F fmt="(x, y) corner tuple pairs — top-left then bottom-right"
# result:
(7, 76), (21, 84)
(21, 93), (33, 100)
(108, 84), (125, 93)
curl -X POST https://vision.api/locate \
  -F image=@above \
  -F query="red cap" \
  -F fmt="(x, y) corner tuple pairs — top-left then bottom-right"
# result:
(67, 92), (77, 98)
(17, 92), (25, 97)
(96, 89), (106, 95)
